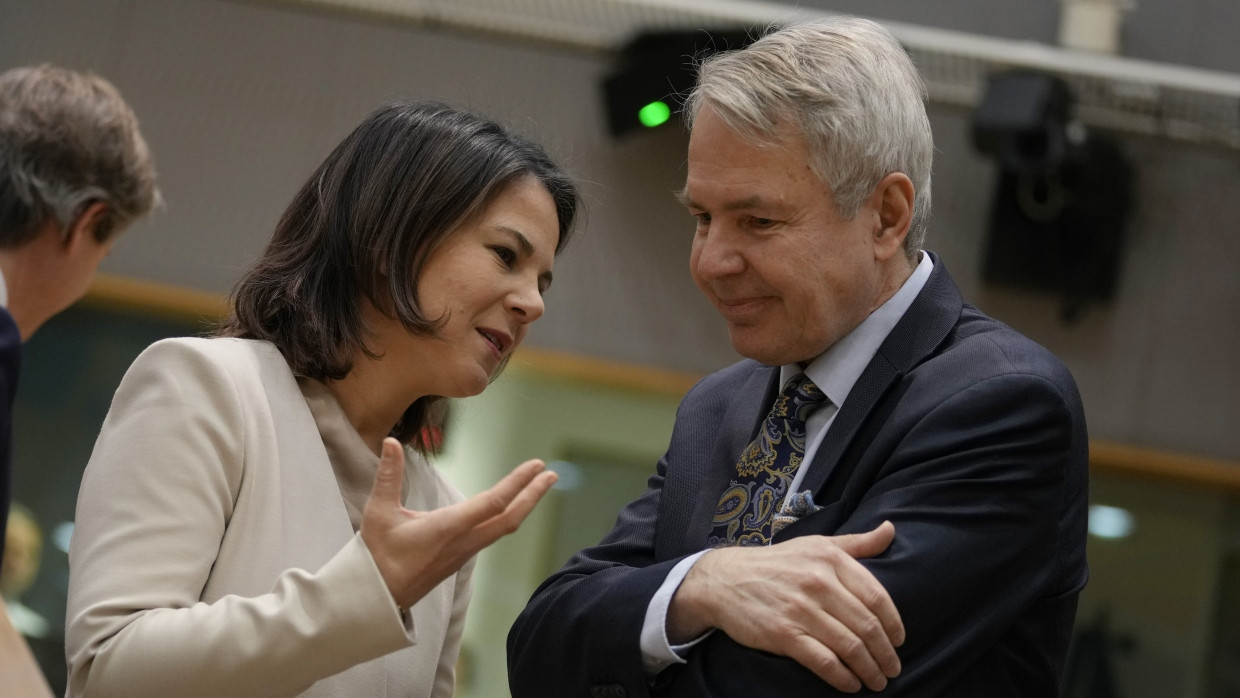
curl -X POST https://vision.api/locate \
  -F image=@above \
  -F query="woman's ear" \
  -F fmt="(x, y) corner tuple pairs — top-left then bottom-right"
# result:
(870, 172), (913, 262)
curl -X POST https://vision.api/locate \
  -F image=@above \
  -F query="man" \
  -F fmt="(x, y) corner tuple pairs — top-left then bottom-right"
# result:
(508, 16), (1088, 697)
(0, 63), (155, 695)
(0, 63), (159, 560)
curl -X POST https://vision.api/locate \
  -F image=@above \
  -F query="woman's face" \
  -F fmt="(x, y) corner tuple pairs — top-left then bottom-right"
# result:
(400, 175), (560, 399)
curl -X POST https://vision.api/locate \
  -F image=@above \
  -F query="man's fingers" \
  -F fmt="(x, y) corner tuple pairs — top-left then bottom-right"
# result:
(821, 577), (903, 679)
(831, 540), (906, 651)
(831, 520), (895, 559)
(828, 520), (905, 649)
(786, 635), (863, 693)
(799, 530), (904, 678)
(799, 608), (894, 692)
(795, 556), (900, 686)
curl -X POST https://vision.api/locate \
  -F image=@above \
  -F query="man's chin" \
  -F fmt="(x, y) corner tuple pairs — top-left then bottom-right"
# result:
(729, 335), (788, 367)
(729, 332), (820, 367)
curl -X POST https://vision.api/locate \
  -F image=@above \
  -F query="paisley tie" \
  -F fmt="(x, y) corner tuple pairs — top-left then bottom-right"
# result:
(709, 373), (828, 546)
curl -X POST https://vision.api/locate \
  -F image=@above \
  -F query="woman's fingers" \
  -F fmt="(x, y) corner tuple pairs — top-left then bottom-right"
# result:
(362, 452), (558, 609)
(362, 437), (408, 523)
(446, 459), (552, 532)
(471, 469), (559, 539)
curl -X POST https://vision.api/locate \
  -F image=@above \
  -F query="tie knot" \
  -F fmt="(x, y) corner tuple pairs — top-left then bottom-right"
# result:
(776, 373), (828, 420)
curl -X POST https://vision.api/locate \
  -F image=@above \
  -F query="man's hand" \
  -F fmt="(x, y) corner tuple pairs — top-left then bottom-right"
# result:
(361, 437), (558, 609)
(667, 521), (903, 693)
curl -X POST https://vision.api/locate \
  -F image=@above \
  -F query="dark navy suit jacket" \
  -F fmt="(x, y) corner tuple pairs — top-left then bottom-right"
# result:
(508, 256), (1089, 697)
(0, 306), (21, 563)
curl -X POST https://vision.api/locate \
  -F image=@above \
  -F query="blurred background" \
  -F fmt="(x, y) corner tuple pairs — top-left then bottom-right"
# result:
(1, 0), (1238, 696)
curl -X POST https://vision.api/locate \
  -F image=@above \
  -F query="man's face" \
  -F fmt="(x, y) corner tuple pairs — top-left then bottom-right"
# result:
(684, 106), (887, 366)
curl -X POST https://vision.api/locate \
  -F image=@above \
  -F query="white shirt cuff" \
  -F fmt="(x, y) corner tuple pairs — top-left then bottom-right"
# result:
(639, 551), (713, 675)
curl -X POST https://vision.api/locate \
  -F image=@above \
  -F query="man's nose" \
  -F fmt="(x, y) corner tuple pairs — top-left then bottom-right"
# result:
(693, 227), (745, 280)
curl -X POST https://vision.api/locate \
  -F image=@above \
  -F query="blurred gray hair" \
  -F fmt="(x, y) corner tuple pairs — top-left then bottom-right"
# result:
(683, 16), (933, 257)
(0, 64), (159, 247)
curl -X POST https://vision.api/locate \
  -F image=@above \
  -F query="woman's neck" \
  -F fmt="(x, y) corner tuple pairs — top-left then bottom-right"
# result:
(325, 357), (417, 456)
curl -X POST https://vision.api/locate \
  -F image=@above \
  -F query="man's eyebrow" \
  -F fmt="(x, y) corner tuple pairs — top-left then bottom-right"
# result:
(721, 196), (766, 211)
(675, 189), (769, 212)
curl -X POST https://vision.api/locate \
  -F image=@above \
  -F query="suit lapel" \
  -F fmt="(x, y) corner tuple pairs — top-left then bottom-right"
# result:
(796, 254), (965, 504)
(683, 365), (780, 549)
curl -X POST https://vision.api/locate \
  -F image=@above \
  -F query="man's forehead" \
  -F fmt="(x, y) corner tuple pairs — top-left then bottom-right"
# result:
(679, 182), (798, 214)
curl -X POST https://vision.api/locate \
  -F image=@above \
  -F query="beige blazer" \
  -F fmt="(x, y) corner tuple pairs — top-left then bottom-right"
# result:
(66, 338), (471, 697)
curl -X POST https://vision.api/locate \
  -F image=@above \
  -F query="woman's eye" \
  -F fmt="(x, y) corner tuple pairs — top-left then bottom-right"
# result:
(491, 246), (517, 267)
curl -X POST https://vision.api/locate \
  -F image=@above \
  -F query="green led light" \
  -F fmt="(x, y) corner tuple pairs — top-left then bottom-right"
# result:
(638, 100), (671, 128)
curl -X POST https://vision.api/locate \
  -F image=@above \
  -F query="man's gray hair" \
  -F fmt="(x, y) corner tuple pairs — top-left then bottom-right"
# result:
(0, 64), (159, 247)
(684, 16), (933, 256)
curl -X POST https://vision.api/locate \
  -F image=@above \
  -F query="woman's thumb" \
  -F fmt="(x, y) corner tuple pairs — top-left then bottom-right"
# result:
(367, 437), (405, 507)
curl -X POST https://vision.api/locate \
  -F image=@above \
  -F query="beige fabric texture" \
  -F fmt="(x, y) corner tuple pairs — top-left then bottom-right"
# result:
(65, 337), (471, 697)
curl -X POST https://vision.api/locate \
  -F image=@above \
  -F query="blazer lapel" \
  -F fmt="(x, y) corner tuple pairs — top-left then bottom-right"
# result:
(682, 365), (780, 550)
(795, 254), (965, 505)
(252, 344), (356, 560)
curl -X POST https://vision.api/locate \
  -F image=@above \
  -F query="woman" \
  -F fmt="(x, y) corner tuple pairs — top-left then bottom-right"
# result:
(64, 100), (578, 697)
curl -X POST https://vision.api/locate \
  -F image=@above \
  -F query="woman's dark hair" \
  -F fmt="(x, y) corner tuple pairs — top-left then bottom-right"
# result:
(218, 100), (579, 452)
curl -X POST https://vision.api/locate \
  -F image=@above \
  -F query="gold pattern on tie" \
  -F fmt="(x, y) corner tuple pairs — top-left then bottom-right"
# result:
(709, 373), (828, 546)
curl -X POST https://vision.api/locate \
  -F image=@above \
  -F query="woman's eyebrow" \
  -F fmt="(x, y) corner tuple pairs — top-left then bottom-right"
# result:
(500, 227), (553, 287)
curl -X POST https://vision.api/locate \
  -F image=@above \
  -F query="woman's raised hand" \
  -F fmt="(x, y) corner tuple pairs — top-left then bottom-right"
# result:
(360, 437), (558, 609)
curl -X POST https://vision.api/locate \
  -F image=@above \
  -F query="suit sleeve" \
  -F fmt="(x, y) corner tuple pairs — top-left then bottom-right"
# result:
(65, 341), (412, 698)
(507, 426), (696, 698)
(0, 306), (21, 564)
(508, 367), (760, 698)
(661, 366), (1088, 696)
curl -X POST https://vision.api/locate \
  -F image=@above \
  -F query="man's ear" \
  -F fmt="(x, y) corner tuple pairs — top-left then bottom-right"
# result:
(870, 172), (914, 262)
(64, 201), (111, 251)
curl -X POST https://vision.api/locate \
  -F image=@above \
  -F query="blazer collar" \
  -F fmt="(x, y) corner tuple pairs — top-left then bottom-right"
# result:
(796, 251), (964, 496)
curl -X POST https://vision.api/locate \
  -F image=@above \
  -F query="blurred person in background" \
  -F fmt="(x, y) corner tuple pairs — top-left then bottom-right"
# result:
(3, 504), (50, 639)
(2, 503), (68, 695)
(0, 63), (158, 560)
(0, 62), (156, 697)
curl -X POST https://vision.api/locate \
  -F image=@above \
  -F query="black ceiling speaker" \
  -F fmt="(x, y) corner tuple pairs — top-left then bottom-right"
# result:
(601, 28), (756, 138)
(972, 71), (1135, 323)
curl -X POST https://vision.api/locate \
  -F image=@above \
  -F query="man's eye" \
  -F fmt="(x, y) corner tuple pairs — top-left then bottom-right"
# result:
(750, 217), (775, 228)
